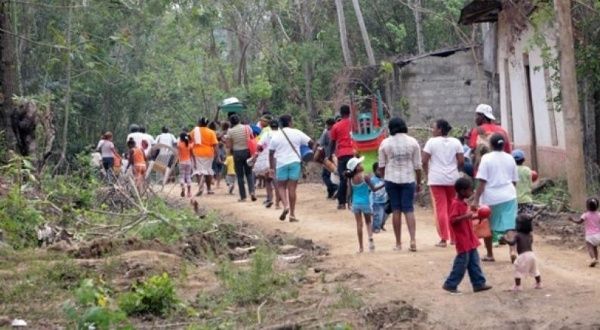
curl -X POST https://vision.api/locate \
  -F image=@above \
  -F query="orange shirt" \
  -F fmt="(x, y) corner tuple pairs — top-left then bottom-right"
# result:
(178, 141), (192, 162)
(189, 127), (218, 158)
(132, 147), (145, 166)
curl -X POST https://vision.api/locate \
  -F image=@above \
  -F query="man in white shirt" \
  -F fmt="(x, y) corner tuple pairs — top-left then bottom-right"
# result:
(269, 114), (313, 223)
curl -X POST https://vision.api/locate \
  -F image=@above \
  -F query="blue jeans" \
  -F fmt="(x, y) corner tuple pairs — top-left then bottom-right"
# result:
(372, 202), (388, 230)
(443, 249), (487, 290)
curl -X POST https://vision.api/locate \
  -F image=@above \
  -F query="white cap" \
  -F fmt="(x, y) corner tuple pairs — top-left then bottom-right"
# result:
(346, 156), (365, 172)
(475, 104), (495, 121)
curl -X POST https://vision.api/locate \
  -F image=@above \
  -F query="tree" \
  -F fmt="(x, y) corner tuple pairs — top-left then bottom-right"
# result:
(412, 0), (424, 54)
(555, 0), (587, 209)
(0, 0), (18, 152)
(351, 0), (375, 65)
(334, 0), (352, 66)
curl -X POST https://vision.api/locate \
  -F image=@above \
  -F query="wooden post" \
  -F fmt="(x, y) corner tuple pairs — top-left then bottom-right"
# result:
(555, 0), (587, 209)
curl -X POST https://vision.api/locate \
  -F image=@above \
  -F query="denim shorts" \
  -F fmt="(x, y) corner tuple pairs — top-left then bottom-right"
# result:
(352, 203), (372, 215)
(384, 181), (415, 213)
(276, 162), (301, 181)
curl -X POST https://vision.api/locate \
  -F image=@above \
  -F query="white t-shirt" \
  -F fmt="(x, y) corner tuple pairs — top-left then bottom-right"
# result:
(254, 129), (274, 173)
(269, 127), (311, 168)
(476, 151), (519, 206)
(423, 136), (463, 186)
(155, 133), (177, 147)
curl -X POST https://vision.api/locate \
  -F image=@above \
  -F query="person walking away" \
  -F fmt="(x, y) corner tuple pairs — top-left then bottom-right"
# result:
(370, 162), (388, 233)
(224, 150), (236, 195)
(226, 114), (256, 202)
(317, 118), (338, 199)
(213, 142), (226, 189)
(96, 131), (117, 182)
(568, 197), (600, 267)
(468, 104), (512, 173)
(269, 114), (313, 222)
(512, 149), (534, 214)
(472, 133), (519, 262)
(254, 118), (278, 208)
(177, 132), (195, 198)
(329, 105), (355, 209)
(125, 138), (147, 192)
(345, 157), (385, 252)
(378, 117), (422, 252)
(422, 119), (464, 247)
(442, 177), (492, 294)
(500, 215), (542, 291)
(139, 126), (156, 157)
(190, 117), (218, 196)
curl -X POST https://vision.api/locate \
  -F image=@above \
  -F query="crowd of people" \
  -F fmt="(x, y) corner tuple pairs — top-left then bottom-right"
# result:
(94, 102), (600, 294)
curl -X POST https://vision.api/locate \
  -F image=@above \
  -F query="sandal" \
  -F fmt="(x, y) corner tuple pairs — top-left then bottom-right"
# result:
(279, 209), (289, 221)
(393, 244), (402, 251)
(409, 241), (417, 252)
(482, 256), (495, 262)
(435, 241), (447, 248)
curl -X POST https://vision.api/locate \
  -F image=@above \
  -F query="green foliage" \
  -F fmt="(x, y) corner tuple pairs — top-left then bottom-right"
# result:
(118, 273), (179, 317)
(63, 279), (131, 330)
(0, 186), (44, 249)
(533, 180), (571, 212)
(217, 246), (289, 305)
(334, 285), (364, 309)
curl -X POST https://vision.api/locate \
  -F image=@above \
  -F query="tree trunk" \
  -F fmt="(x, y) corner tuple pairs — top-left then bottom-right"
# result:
(413, 0), (424, 54)
(297, 0), (316, 117)
(334, 0), (352, 66)
(55, 0), (73, 171)
(0, 0), (18, 152)
(555, 0), (587, 209)
(351, 0), (375, 65)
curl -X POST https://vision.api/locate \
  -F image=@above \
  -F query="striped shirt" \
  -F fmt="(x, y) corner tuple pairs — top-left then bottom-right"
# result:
(227, 124), (249, 151)
(378, 133), (422, 184)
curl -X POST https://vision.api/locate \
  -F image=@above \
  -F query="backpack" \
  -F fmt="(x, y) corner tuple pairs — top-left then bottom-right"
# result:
(472, 127), (492, 171)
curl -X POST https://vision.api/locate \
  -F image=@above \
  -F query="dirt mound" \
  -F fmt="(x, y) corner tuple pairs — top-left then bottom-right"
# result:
(534, 212), (584, 248)
(363, 300), (428, 329)
(72, 237), (174, 259)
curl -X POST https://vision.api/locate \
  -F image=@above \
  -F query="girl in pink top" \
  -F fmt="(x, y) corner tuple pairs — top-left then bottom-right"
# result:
(568, 197), (600, 267)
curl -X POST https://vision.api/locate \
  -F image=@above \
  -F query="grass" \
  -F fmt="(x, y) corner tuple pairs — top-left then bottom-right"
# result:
(334, 285), (364, 309)
(532, 179), (571, 211)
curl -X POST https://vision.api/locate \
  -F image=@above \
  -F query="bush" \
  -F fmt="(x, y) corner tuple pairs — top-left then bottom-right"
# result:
(118, 273), (178, 317)
(0, 187), (44, 249)
(218, 246), (289, 305)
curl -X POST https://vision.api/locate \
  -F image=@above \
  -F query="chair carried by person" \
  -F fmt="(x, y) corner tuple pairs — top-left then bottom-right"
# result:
(146, 143), (178, 188)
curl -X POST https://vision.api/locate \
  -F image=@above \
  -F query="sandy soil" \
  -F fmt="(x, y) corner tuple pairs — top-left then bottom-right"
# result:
(164, 182), (600, 329)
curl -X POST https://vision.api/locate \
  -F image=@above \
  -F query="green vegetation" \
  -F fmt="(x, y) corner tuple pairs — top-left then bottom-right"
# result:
(118, 273), (179, 317)
(334, 285), (364, 309)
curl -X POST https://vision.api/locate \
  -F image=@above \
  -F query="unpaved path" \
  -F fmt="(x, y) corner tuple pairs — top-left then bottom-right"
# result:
(165, 183), (600, 329)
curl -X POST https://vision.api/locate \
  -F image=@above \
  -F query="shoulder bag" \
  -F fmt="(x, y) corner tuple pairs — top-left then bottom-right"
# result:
(281, 128), (307, 179)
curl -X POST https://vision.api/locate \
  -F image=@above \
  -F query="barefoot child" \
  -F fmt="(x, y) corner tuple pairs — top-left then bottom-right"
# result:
(500, 215), (542, 291)
(345, 156), (384, 253)
(370, 162), (388, 233)
(224, 151), (236, 195)
(178, 133), (195, 198)
(568, 197), (600, 267)
(443, 177), (492, 294)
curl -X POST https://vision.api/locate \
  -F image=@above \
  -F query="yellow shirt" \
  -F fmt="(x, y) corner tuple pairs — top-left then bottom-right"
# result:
(224, 155), (235, 175)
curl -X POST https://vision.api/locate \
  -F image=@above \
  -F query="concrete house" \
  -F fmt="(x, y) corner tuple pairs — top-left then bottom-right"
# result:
(460, 0), (566, 178)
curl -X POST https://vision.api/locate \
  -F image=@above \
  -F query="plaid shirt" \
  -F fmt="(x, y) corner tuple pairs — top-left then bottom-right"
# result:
(378, 133), (422, 184)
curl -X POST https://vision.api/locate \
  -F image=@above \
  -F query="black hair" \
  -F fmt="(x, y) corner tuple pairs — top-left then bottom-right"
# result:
(516, 158), (525, 166)
(208, 121), (217, 130)
(140, 126), (146, 133)
(389, 117), (408, 136)
(586, 197), (599, 211)
(279, 114), (292, 128)
(129, 124), (140, 133)
(340, 105), (350, 117)
(325, 118), (335, 126)
(221, 121), (230, 131)
(372, 162), (379, 173)
(344, 168), (358, 179)
(162, 126), (169, 133)
(490, 133), (505, 151)
(454, 177), (473, 192)
(198, 117), (209, 127)
(179, 132), (190, 146)
(435, 119), (452, 136)
(127, 137), (136, 147)
(516, 214), (533, 234)
(229, 114), (240, 126)
(269, 119), (279, 129)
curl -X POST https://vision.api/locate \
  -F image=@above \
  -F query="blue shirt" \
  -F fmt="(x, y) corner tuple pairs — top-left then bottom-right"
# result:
(370, 176), (387, 204)
(352, 180), (371, 206)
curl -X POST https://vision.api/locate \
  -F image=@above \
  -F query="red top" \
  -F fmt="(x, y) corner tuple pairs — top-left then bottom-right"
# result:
(330, 118), (354, 157)
(449, 198), (480, 254)
(468, 123), (512, 153)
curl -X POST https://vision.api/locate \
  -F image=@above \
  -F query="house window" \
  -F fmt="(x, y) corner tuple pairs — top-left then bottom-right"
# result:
(543, 66), (559, 146)
(503, 58), (514, 142)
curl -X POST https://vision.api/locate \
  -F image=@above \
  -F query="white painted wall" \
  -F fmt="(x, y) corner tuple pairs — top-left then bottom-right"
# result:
(496, 18), (565, 150)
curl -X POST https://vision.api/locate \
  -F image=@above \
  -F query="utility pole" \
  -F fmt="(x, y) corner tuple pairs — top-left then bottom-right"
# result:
(555, 0), (587, 209)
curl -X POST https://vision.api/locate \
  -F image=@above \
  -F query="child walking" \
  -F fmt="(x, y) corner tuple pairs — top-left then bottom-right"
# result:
(500, 214), (542, 291)
(125, 138), (147, 192)
(512, 149), (534, 214)
(370, 162), (388, 233)
(178, 132), (195, 198)
(443, 177), (492, 294)
(568, 197), (600, 267)
(224, 151), (236, 195)
(345, 156), (384, 253)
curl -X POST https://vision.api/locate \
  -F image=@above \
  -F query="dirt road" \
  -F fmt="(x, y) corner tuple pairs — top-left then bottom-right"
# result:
(166, 183), (600, 329)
